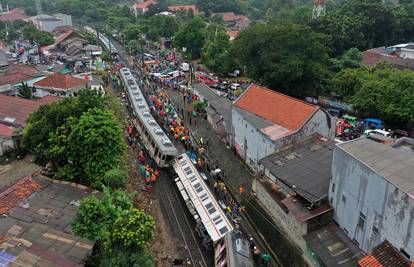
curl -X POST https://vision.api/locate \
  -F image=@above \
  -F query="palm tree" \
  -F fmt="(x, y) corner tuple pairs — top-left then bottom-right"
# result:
(18, 82), (32, 99)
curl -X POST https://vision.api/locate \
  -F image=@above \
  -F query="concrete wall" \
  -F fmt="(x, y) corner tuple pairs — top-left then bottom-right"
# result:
(330, 147), (414, 259)
(232, 108), (335, 170)
(0, 137), (15, 156)
(301, 109), (336, 140)
(255, 179), (308, 251)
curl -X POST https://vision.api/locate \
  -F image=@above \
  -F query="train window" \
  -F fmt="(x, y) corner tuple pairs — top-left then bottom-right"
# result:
(184, 166), (191, 173)
(214, 218), (223, 226)
(200, 193), (208, 202)
(196, 187), (203, 193)
(208, 207), (217, 215)
(219, 226), (229, 235)
(189, 174), (197, 183)
(161, 155), (166, 160)
(194, 183), (201, 190)
(213, 215), (221, 222)
(151, 140), (155, 148)
(205, 202), (213, 210)
(185, 168), (193, 176)
(155, 147), (159, 157)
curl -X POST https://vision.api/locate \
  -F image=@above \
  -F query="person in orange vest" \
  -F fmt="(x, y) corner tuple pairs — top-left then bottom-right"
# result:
(151, 172), (157, 184)
(239, 186), (245, 194)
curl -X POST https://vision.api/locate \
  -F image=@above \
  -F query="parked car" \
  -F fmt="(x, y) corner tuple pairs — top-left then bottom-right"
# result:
(364, 129), (392, 137)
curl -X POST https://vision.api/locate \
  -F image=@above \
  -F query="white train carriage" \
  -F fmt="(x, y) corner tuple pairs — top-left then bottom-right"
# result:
(84, 26), (118, 54)
(120, 68), (178, 167)
(172, 153), (234, 247)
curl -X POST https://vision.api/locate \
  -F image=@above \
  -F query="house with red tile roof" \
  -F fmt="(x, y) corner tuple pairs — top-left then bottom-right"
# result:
(232, 84), (335, 170)
(0, 64), (42, 95)
(0, 94), (59, 155)
(0, 94), (59, 127)
(33, 73), (88, 97)
(168, 5), (200, 16)
(212, 12), (250, 29)
(131, 0), (156, 15)
(362, 44), (414, 70)
(0, 8), (27, 22)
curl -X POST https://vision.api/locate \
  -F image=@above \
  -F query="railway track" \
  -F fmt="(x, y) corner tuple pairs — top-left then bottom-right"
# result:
(157, 171), (210, 267)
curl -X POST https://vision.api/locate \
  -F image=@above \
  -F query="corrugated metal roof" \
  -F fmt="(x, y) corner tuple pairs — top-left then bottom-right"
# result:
(260, 134), (335, 203)
(338, 137), (414, 196)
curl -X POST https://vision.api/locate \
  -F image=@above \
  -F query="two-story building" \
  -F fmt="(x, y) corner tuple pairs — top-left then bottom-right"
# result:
(232, 84), (335, 170)
(330, 137), (414, 260)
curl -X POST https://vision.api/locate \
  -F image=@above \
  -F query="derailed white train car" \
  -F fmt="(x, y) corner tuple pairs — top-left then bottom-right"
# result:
(120, 67), (178, 167)
(173, 153), (254, 267)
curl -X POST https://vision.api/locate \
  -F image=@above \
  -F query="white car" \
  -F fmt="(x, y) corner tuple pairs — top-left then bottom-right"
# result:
(364, 129), (392, 137)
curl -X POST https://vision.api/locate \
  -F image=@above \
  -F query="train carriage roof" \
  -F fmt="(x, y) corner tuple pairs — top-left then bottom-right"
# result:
(173, 153), (233, 242)
(120, 68), (178, 155)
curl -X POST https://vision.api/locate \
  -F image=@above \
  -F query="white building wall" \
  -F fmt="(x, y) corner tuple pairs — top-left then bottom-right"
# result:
(232, 108), (277, 169)
(301, 109), (336, 139)
(330, 147), (414, 259)
(232, 108), (335, 170)
(401, 49), (414, 59)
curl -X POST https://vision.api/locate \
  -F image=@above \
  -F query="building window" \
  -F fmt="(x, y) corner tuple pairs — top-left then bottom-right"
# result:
(341, 194), (346, 203)
(372, 225), (379, 235)
(400, 249), (411, 260)
(358, 212), (366, 229)
(332, 183), (335, 193)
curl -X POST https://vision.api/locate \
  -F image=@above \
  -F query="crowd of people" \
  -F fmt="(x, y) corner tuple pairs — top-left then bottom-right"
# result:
(121, 46), (273, 267)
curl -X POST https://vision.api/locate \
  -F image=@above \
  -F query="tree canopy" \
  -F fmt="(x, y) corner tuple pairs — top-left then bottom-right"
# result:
(202, 24), (238, 75)
(72, 188), (155, 266)
(174, 16), (206, 59)
(331, 64), (414, 127)
(232, 22), (330, 98)
(23, 90), (126, 189)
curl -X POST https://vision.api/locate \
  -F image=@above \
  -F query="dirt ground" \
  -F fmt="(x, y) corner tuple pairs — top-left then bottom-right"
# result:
(124, 130), (179, 267)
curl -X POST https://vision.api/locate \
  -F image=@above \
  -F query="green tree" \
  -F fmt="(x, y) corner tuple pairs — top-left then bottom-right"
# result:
(174, 16), (206, 59)
(103, 168), (127, 190)
(329, 48), (362, 72)
(202, 25), (236, 75)
(123, 23), (142, 42)
(71, 195), (110, 241)
(67, 108), (125, 188)
(146, 15), (179, 41)
(197, 0), (242, 15)
(18, 82), (32, 99)
(233, 22), (330, 97)
(352, 67), (414, 127)
(106, 209), (155, 250)
(72, 188), (155, 264)
(96, 249), (155, 267)
(23, 89), (108, 177)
